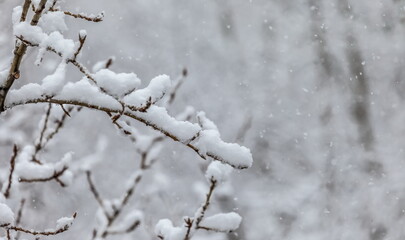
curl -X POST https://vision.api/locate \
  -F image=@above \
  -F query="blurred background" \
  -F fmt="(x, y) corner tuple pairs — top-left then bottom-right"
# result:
(2, 0), (405, 239)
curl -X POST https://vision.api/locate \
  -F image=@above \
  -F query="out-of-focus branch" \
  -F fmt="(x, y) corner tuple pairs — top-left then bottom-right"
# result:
(3, 144), (18, 198)
(19, 166), (68, 187)
(32, 103), (52, 163)
(195, 178), (216, 227)
(14, 198), (26, 240)
(104, 220), (141, 235)
(86, 171), (110, 218)
(166, 68), (187, 106)
(1, 212), (77, 236)
(87, 170), (143, 239)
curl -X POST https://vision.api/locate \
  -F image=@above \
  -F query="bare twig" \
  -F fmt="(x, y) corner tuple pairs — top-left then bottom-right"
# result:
(105, 220), (141, 235)
(16, 199), (26, 226)
(19, 0), (32, 22)
(104, 58), (113, 69)
(32, 103), (52, 163)
(3, 145), (18, 198)
(88, 170), (143, 239)
(183, 218), (194, 240)
(14, 199), (26, 240)
(43, 106), (72, 144)
(166, 68), (187, 106)
(73, 32), (87, 60)
(86, 171), (109, 218)
(195, 178), (217, 226)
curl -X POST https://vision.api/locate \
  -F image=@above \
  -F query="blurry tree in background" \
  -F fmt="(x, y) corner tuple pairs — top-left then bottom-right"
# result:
(2, 0), (405, 240)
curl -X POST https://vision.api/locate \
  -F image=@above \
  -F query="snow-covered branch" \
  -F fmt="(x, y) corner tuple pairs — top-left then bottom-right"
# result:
(0, 0), (252, 239)
(155, 161), (242, 240)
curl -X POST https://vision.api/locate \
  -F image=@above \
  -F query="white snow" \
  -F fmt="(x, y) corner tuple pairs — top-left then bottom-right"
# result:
(77, 137), (108, 171)
(13, 22), (47, 43)
(175, 106), (195, 121)
(123, 75), (171, 109)
(56, 216), (74, 229)
(39, 11), (68, 32)
(197, 111), (218, 132)
(0, 69), (8, 86)
(79, 29), (87, 38)
(134, 105), (200, 143)
(57, 79), (122, 110)
(41, 61), (67, 95)
(92, 57), (115, 72)
(12, 6), (22, 25)
(205, 161), (233, 183)
(5, 83), (43, 106)
(40, 31), (75, 59)
(194, 129), (253, 169)
(155, 219), (185, 240)
(134, 133), (155, 152)
(0, 203), (14, 225)
(199, 212), (242, 232)
(14, 22), (75, 62)
(58, 170), (73, 186)
(194, 113), (253, 169)
(15, 150), (73, 185)
(94, 69), (141, 98)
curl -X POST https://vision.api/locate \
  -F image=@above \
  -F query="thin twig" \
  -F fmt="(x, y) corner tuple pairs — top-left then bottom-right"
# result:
(14, 199), (26, 240)
(195, 178), (217, 226)
(166, 68), (187, 106)
(32, 103), (52, 163)
(73, 32), (87, 60)
(104, 220), (140, 235)
(86, 171), (110, 219)
(3, 145), (18, 198)
(16, 199), (26, 226)
(49, 9), (104, 22)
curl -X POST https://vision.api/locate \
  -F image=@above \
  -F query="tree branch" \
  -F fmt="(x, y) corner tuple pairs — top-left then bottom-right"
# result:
(49, 9), (104, 22)
(1, 212), (77, 236)
(7, 97), (248, 169)
(0, 0), (48, 111)
(19, 166), (68, 187)
(3, 145), (18, 198)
